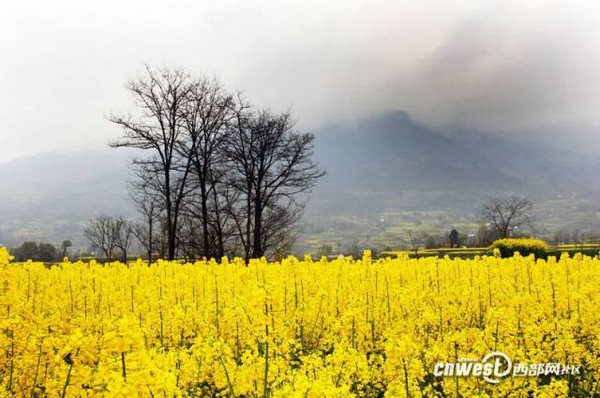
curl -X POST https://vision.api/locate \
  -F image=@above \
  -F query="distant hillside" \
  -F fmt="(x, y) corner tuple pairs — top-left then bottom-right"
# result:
(291, 111), (600, 254)
(0, 150), (135, 247)
(1, 111), (599, 250)
(311, 111), (600, 212)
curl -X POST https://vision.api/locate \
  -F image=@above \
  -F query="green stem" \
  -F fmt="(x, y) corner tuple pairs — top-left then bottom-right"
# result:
(60, 361), (74, 398)
(263, 325), (269, 398)
(8, 330), (14, 393)
(219, 356), (235, 397)
(30, 342), (43, 398)
(121, 352), (127, 381)
(402, 358), (410, 398)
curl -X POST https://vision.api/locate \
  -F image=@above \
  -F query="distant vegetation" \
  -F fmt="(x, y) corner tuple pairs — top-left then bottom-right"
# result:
(8, 240), (73, 263)
(382, 240), (600, 260)
(489, 238), (549, 258)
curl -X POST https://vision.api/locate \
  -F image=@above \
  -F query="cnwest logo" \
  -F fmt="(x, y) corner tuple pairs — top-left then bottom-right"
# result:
(433, 351), (581, 384)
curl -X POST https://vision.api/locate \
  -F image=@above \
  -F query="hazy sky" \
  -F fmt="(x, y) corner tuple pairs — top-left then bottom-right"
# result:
(2, 0), (600, 161)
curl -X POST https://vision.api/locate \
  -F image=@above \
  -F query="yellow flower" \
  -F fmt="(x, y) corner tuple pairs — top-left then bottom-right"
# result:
(0, 252), (598, 396)
(0, 247), (13, 266)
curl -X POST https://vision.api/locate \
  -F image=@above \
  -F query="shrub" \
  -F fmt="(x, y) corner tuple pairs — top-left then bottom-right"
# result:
(489, 238), (548, 258)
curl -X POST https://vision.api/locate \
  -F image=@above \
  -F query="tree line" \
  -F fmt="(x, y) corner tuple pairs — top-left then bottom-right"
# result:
(88, 66), (323, 261)
(11, 240), (72, 263)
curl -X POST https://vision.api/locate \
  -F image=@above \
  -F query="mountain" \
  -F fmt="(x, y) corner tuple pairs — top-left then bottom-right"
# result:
(0, 150), (135, 247)
(1, 111), (599, 250)
(315, 111), (518, 193)
(310, 111), (600, 212)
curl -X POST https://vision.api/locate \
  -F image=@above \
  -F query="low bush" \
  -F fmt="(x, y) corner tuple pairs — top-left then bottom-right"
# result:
(489, 238), (548, 258)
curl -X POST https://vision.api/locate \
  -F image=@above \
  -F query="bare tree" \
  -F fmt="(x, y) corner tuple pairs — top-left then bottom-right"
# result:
(402, 230), (429, 258)
(477, 224), (495, 246)
(129, 163), (165, 262)
(111, 67), (324, 261)
(481, 196), (534, 239)
(177, 78), (238, 258)
(552, 228), (570, 246)
(84, 216), (118, 260)
(260, 202), (302, 259)
(114, 217), (135, 263)
(109, 66), (195, 260)
(226, 109), (324, 260)
(571, 229), (586, 250)
(84, 216), (134, 262)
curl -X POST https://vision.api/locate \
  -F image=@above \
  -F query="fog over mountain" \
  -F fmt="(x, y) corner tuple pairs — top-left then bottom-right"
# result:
(2, 0), (600, 162)
(315, 111), (600, 198)
(0, 151), (134, 246)
(2, 111), (599, 249)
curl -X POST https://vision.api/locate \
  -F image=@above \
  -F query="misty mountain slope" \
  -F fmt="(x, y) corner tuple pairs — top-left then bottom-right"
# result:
(310, 111), (600, 215)
(315, 111), (520, 193)
(0, 150), (135, 246)
(315, 112), (599, 195)
(443, 128), (600, 191)
(1, 111), (598, 246)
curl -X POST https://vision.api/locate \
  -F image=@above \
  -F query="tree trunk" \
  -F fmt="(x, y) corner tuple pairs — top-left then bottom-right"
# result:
(148, 217), (153, 264)
(252, 196), (262, 258)
(165, 167), (176, 260)
(166, 216), (175, 260)
(244, 187), (252, 263)
(200, 181), (210, 258)
(212, 186), (225, 258)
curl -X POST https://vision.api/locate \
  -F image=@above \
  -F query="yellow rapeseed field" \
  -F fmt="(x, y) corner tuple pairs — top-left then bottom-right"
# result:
(0, 247), (599, 396)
